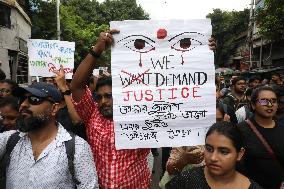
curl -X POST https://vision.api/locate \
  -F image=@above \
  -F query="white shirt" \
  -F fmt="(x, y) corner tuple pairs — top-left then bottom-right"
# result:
(0, 124), (99, 189)
(236, 106), (247, 123)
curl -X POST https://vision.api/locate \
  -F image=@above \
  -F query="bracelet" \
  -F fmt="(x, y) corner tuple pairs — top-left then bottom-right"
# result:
(61, 89), (71, 96)
(89, 46), (101, 58)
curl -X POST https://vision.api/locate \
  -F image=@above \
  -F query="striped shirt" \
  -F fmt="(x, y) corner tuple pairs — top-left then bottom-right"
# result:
(0, 124), (99, 189)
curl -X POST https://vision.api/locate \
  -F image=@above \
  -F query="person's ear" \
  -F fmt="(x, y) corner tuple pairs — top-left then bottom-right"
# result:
(237, 147), (245, 161)
(51, 103), (60, 116)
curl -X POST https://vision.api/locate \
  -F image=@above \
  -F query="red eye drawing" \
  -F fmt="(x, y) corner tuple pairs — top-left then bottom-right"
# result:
(118, 35), (156, 67)
(134, 39), (146, 50)
(169, 32), (205, 64)
(180, 38), (191, 49)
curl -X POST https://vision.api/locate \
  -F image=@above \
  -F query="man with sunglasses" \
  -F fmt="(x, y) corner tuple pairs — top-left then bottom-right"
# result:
(0, 82), (99, 188)
(237, 86), (284, 189)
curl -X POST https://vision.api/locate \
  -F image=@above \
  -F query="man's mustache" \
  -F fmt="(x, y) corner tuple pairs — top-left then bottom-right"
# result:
(20, 109), (33, 115)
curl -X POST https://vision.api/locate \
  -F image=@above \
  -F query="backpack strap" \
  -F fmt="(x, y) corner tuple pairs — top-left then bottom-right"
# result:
(0, 132), (21, 181)
(65, 131), (81, 187)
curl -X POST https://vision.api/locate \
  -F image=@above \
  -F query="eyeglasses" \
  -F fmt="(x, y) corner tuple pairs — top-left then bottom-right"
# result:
(94, 93), (112, 102)
(19, 95), (55, 105)
(0, 89), (11, 94)
(257, 98), (278, 106)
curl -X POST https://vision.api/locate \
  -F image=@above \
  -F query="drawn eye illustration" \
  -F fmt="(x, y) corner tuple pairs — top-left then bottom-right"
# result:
(168, 32), (204, 52)
(118, 35), (156, 53)
(118, 35), (156, 67)
(168, 32), (205, 65)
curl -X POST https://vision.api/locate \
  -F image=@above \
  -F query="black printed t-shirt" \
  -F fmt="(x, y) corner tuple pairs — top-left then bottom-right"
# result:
(237, 118), (284, 189)
(166, 166), (263, 189)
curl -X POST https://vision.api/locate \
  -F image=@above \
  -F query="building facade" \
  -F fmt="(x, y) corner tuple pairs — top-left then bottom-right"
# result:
(251, 0), (284, 68)
(0, 0), (31, 83)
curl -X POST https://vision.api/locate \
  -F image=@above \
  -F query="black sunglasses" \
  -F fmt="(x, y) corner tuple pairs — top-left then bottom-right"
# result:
(94, 93), (112, 101)
(19, 95), (55, 105)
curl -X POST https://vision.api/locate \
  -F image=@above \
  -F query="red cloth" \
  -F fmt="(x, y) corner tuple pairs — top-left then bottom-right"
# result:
(72, 87), (150, 189)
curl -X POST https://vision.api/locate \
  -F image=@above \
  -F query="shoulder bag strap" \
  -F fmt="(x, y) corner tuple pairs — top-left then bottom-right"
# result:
(245, 119), (284, 175)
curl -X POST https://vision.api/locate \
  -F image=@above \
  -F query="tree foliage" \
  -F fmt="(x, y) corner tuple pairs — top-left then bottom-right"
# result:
(207, 9), (250, 66)
(29, 0), (57, 39)
(255, 0), (284, 41)
(29, 0), (149, 65)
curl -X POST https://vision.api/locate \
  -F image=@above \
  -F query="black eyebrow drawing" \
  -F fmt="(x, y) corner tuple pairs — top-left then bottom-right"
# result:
(168, 32), (205, 42)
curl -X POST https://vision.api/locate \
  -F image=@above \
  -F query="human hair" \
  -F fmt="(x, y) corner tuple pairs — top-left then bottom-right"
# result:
(251, 85), (277, 104)
(271, 72), (280, 78)
(271, 84), (284, 97)
(0, 96), (19, 111)
(0, 69), (6, 80)
(42, 77), (54, 82)
(231, 76), (246, 86)
(95, 76), (112, 91)
(66, 79), (72, 84)
(0, 79), (19, 91)
(206, 121), (243, 152)
(216, 101), (226, 115)
(248, 76), (261, 84)
(245, 88), (253, 97)
(215, 76), (220, 85)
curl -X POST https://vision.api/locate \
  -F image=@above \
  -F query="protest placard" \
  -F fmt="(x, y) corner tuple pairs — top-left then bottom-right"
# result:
(27, 39), (75, 79)
(111, 19), (216, 149)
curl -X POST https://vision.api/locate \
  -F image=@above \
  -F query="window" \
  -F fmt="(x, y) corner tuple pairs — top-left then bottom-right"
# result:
(0, 4), (11, 28)
(16, 54), (29, 84)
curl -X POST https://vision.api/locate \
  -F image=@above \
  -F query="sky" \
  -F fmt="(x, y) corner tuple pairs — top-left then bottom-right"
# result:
(97, 0), (250, 19)
(136, 0), (250, 19)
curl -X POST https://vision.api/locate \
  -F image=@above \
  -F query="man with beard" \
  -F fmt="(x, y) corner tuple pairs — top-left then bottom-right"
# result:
(237, 86), (284, 189)
(0, 82), (99, 189)
(222, 76), (248, 111)
(71, 29), (217, 188)
(71, 30), (152, 189)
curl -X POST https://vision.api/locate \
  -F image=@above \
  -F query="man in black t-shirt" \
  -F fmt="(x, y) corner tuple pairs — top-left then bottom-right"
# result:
(237, 86), (284, 189)
(222, 77), (248, 111)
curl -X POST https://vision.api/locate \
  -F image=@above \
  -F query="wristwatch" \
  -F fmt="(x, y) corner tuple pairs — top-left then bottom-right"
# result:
(61, 89), (71, 96)
(89, 46), (101, 58)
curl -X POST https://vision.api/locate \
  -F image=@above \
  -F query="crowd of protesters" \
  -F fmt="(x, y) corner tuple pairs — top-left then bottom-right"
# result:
(0, 29), (283, 189)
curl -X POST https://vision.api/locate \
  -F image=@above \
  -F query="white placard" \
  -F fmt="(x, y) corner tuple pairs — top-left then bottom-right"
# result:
(111, 20), (216, 149)
(28, 39), (75, 79)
